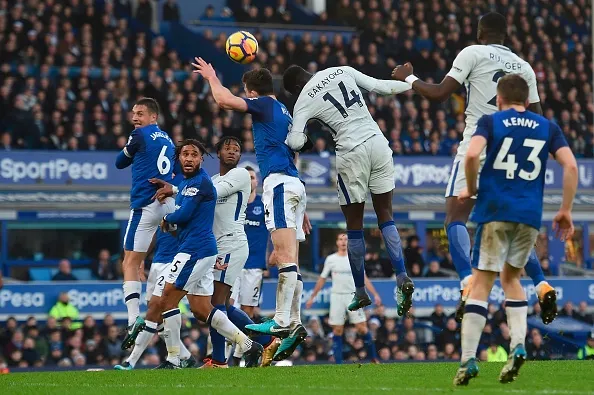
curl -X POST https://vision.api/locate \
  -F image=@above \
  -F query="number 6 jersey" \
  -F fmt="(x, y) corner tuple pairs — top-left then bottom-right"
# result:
(471, 109), (568, 230)
(446, 44), (540, 157)
(288, 66), (410, 154)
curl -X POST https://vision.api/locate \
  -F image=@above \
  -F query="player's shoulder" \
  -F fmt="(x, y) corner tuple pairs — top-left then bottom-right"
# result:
(230, 167), (251, 181)
(457, 44), (484, 57)
(325, 252), (339, 261)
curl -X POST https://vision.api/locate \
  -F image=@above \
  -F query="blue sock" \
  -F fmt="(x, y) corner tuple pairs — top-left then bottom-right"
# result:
(227, 305), (272, 346)
(210, 304), (227, 363)
(525, 249), (546, 287)
(362, 331), (377, 360)
(379, 221), (407, 276)
(332, 334), (343, 364)
(446, 221), (472, 280)
(347, 230), (366, 289)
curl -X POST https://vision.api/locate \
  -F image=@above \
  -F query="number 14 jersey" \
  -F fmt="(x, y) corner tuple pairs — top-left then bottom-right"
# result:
(446, 44), (539, 157)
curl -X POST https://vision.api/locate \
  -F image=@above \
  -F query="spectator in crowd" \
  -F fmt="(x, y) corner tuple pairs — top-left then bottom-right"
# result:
(135, 0), (153, 27)
(486, 339), (508, 362)
(576, 301), (593, 325)
(424, 260), (442, 277)
(560, 302), (577, 319)
(48, 292), (81, 329)
(527, 329), (551, 361)
(429, 304), (448, 330)
(577, 332), (594, 360)
(51, 259), (78, 282)
(437, 318), (460, 351)
(162, 0), (180, 22)
(404, 236), (425, 274)
(91, 249), (117, 280)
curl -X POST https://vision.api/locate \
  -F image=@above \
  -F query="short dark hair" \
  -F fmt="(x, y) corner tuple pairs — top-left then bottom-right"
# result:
(135, 97), (160, 116)
(283, 65), (309, 95)
(497, 74), (529, 105)
(175, 138), (207, 160)
(478, 12), (507, 42)
(244, 165), (256, 172)
(242, 68), (274, 95)
(216, 136), (242, 153)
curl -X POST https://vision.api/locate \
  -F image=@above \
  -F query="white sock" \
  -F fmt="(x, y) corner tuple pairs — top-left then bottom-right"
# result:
(233, 344), (245, 359)
(290, 274), (303, 329)
(180, 339), (191, 360)
(226, 341), (235, 360)
(274, 263), (298, 327)
(505, 299), (528, 350)
(209, 309), (253, 353)
(461, 298), (488, 364)
(162, 308), (181, 365)
(123, 281), (142, 326)
(126, 320), (157, 367)
(206, 335), (213, 356)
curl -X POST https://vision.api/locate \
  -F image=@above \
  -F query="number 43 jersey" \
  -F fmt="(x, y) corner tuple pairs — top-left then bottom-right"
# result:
(446, 44), (540, 157)
(123, 124), (175, 209)
(471, 109), (568, 230)
(291, 66), (409, 154)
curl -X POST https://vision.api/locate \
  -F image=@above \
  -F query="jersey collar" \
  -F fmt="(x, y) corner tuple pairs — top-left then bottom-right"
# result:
(488, 44), (511, 52)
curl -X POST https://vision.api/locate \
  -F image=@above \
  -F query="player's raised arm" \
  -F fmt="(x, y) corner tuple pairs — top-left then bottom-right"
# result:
(191, 57), (248, 112)
(391, 45), (471, 102)
(364, 274), (382, 306)
(344, 66), (411, 95)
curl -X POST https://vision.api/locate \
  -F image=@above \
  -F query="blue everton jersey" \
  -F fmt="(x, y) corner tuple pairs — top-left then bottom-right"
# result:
(152, 228), (178, 264)
(164, 168), (217, 258)
(243, 96), (299, 180)
(244, 195), (268, 269)
(123, 124), (175, 209)
(471, 109), (568, 229)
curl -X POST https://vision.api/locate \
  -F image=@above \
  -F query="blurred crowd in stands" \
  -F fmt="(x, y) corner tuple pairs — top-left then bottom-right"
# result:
(0, 0), (591, 156)
(1, 299), (592, 368)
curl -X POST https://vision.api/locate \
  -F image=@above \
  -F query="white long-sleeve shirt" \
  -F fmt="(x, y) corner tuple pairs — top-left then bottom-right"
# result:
(211, 167), (251, 241)
(287, 66), (411, 154)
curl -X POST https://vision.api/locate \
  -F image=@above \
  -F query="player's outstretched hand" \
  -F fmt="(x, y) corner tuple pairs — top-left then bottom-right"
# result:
(552, 209), (574, 241)
(373, 294), (382, 307)
(138, 260), (147, 282)
(191, 57), (216, 80)
(160, 218), (169, 233)
(391, 62), (414, 81)
(305, 298), (314, 309)
(150, 178), (174, 203)
(302, 212), (313, 235)
(457, 188), (475, 202)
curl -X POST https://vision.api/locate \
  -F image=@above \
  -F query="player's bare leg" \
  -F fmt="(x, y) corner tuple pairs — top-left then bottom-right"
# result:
(354, 321), (379, 363)
(339, 202), (372, 311)
(188, 294), (263, 368)
(371, 191), (414, 316)
(246, 228), (297, 338)
(121, 250), (147, 349)
(454, 268), (496, 386)
(444, 197), (475, 323)
(499, 263), (528, 383)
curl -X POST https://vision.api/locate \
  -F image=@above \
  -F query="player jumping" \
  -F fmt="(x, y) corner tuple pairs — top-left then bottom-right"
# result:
(306, 233), (382, 364)
(453, 75), (577, 385)
(391, 12), (558, 324)
(282, 65), (415, 316)
(192, 59), (309, 361)
(229, 166), (281, 366)
(155, 139), (263, 369)
(115, 97), (176, 349)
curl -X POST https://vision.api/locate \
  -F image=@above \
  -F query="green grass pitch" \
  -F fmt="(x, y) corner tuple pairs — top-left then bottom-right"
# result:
(2, 361), (592, 395)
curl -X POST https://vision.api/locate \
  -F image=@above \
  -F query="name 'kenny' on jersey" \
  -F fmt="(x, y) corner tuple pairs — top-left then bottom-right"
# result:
(446, 45), (540, 154)
(211, 167), (251, 242)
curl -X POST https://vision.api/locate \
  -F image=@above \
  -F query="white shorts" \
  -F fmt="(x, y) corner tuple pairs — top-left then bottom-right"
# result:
(123, 198), (176, 252)
(230, 268), (264, 307)
(445, 154), (485, 198)
(262, 173), (307, 242)
(472, 221), (539, 272)
(146, 262), (170, 301)
(213, 238), (249, 287)
(328, 293), (367, 326)
(336, 134), (394, 205)
(166, 252), (216, 296)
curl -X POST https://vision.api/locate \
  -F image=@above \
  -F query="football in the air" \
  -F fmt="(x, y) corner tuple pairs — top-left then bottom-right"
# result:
(226, 31), (258, 64)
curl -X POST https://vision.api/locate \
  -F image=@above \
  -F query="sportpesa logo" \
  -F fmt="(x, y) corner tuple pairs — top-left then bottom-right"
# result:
(0, 158), (107, 182)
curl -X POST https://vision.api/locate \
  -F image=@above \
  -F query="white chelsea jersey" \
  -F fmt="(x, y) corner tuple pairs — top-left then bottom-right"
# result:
(446, 44), (540, 156)
(211, 168), (251, 242)
(289, 66), (410, 154)
(321, 252), (356, 294)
